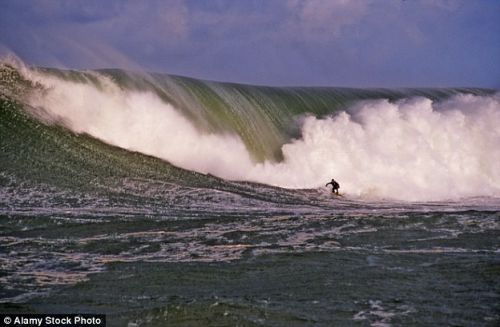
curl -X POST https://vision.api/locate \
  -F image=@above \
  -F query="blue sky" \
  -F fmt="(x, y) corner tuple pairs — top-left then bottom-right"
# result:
(1, 0), (499, 87)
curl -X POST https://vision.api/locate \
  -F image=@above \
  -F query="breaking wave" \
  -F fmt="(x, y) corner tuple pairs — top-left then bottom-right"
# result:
(3, 61), (500, 201)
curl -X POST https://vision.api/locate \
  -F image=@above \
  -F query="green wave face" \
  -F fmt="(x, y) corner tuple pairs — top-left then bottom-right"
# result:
(1, 62), (498, 201)
(0, 64), (205, 192)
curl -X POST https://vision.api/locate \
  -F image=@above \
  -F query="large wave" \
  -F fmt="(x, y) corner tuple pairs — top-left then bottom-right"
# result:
(9, 63), (500, 201)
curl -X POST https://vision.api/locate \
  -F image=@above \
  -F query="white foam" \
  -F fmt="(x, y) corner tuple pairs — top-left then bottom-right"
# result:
(249, 95), (500, 201)
(25, 70), (500, 201)
(26, 71), (255, 180)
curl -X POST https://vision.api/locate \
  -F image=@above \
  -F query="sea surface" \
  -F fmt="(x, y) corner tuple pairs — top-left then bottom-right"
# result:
(1, 61), (499, 326)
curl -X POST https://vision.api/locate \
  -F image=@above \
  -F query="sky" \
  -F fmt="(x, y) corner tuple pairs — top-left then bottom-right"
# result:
(1, 0), (499, 88)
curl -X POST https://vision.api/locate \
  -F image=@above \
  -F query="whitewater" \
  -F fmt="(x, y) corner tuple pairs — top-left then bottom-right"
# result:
(22, 66), (500, 201)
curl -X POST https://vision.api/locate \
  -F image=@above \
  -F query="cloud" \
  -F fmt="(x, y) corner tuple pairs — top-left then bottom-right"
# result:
(1, 0), (498, 87)
(283, 0), (370, 42)
(421, 0), (463, 11)
(0, 0), (193, 70)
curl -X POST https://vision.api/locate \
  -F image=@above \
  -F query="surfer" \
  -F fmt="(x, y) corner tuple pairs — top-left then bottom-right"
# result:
(326, 178), (340, 195)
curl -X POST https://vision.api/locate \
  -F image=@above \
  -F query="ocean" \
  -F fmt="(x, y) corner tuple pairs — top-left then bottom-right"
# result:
(1, 61), (499, 326)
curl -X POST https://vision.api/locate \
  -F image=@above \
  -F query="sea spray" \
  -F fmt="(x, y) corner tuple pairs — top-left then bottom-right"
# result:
(248, 95), (500, 200)
(15, 66), (500, 201)
(26, 73), (254, 179)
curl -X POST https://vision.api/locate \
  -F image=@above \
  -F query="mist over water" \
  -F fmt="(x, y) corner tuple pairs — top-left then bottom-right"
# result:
(23, 68), (500, 201)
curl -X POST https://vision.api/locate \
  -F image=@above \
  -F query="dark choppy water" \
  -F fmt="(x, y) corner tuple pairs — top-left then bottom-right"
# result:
(1, 181), (499, 326)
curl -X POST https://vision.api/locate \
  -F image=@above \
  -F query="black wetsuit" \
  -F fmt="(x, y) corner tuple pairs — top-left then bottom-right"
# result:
(326, 179), (340, 194)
